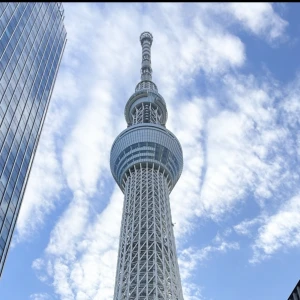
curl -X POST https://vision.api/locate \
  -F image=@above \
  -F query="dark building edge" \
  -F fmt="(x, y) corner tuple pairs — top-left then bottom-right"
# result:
(287, 280), (300, 300)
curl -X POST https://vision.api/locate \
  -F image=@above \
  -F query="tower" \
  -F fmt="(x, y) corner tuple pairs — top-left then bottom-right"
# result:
(111, 32), (184, 299)
(0, 3), (66, 275)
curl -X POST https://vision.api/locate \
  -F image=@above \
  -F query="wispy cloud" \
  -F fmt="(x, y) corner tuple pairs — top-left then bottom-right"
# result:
(178, 232), (239, 300)
(33, 187), (123, 299)
(234, 217), (264, 237)
(179, 238), (239, 281)
(194, 3), (288, 44)
(226, 3), (288, 43)
(251, 195), (300, 263)
(30, 293), (52, 300)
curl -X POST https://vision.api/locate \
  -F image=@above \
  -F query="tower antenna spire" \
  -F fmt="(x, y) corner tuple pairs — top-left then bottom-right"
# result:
(140, 31), (153, 81)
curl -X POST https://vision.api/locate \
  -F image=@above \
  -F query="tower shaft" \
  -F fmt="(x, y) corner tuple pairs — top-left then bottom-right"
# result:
(114, 165), (183, 299)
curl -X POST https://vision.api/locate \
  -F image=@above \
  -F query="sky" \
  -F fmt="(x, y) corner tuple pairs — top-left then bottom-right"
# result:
(0, 2), (300, 300)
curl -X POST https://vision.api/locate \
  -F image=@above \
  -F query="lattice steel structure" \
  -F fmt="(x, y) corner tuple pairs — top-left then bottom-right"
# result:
(111, 32), (184, 299)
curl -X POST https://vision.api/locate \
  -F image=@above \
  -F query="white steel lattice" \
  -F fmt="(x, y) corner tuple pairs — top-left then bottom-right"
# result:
(114, 166), (184, 300)
(131, 103), (162, 125)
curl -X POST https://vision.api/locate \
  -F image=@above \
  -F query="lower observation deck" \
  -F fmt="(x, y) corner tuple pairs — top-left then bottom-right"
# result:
(110, 123), (183, 192)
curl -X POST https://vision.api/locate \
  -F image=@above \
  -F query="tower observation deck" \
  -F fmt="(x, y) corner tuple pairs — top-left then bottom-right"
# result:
(111, 32), (184, 300)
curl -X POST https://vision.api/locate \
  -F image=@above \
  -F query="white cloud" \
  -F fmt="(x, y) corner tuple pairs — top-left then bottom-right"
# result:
(226, 3), (288, 42)
(169, 97), (205, 238)
(30, 293), (52, 300)
(195, 3), (288, 44)
(46, 191), (90, 259)
(179, 237), (239, 281)
(169, 74), (282, 231)
(178, 229), (240, 300)
(151, 4), (246, 99)
(251, 195), (300, 263)
(33, 186), (123, 300)
(234, 217), (264, 237)
(182, 283), (204, 300)
(61, 85), (114, 195)
(178, 233), (239, 300)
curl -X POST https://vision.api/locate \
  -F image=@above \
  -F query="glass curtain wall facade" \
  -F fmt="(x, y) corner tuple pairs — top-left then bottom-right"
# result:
(0, 2), (66, 275)
(111, 32), (184, 299)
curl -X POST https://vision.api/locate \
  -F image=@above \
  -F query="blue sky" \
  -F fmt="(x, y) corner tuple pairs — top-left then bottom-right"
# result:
(0, 3), (300, 300)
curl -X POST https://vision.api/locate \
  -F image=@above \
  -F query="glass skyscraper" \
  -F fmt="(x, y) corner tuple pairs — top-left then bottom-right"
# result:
(111, 32), (184, 299)
(0, 3), (66, 275)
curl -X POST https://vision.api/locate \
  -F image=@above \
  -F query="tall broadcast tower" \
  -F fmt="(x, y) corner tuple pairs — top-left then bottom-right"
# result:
(110, 32), (184, 299)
